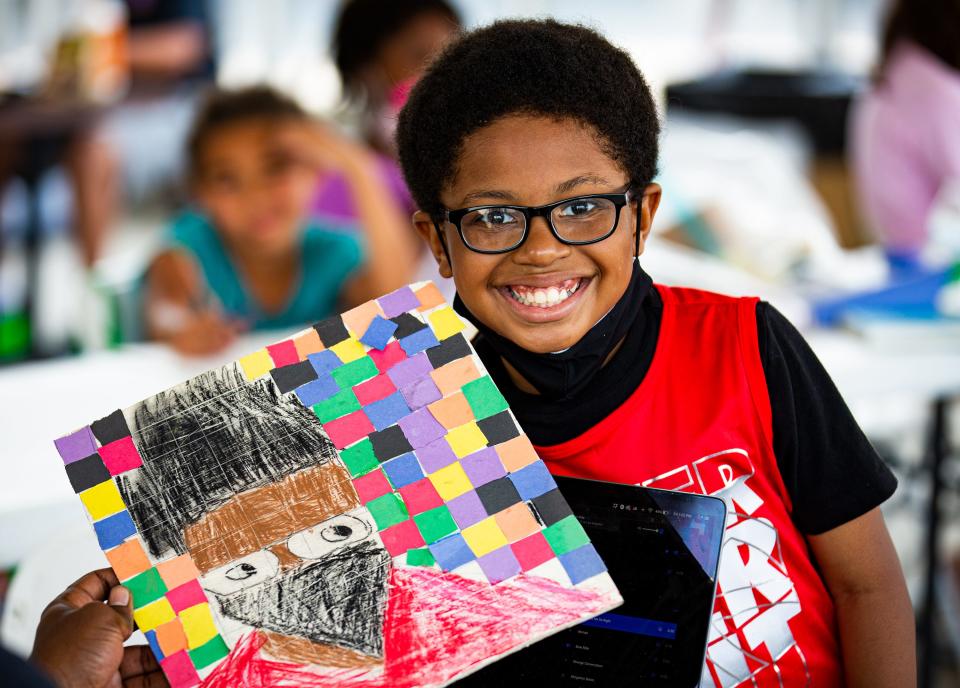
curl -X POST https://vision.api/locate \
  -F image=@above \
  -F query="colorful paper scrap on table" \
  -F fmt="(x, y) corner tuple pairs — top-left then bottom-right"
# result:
(54, 281), (622, 688)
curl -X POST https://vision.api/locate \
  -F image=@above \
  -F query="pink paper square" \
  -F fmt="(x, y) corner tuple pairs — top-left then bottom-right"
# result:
(511, 532), (555, 572)
(323, 410), (374, 449)
(352, 469), (392, 503)
(353, 374), (397, 406)
(398, 478), (444, 515)
(266, 340), (299, 367)
(160, 651), (200, 688)
(379, 519), (426, 557)
(165, 579), (208, 613)
(368, 340), (407, 374)
(99, 436), (143, 475)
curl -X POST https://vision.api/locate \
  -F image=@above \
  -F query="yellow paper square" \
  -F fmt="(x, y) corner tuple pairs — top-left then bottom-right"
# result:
(427, 461), (472, 501)
(132, 597), (176, 632)
(461, 516), (509, 557)
(330, 338), (366, 363)
(79, 480), (126, 521)
(445, 422), (487, 458)
(179, 603), (218, 649)
(428, 307), (465, 340)
(238, 350), (273, 380)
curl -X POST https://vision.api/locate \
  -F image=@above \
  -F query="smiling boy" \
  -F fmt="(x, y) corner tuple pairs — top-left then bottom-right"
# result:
(397, 19), (915, 687)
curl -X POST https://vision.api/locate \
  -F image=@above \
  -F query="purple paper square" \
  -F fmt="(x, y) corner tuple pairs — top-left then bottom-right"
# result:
(399, 377), (442, 410)
(378, 286), (421, 318)
(446, 490), (488, 528)
(415, 438), (457, 473)
(387, 353), (432, 389)
(477, 545), (522, 583)
(398, 408), (446, 449)
(460, 447), (507, 487)
(360, 315), (398, 351)
(55, 427), (98, 464)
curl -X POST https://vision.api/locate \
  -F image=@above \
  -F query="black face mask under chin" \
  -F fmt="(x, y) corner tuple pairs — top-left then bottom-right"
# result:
(454, 261), (651, 401)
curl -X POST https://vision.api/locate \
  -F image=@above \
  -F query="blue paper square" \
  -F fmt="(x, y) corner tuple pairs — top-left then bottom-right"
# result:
(145, 630), (164, 659)
(508, 461), (557, 501)
(429, 533), (476, 571)
(295, 375), (340, 406)
(364, 392), (412, 431)
(399, 327), (440, 356)
(360, 315), (399, 350)
(559, 543), (607, 584)
(94, 510), (138, 550)
(307, 350), (342, 376)
(381, 452), (425, 488)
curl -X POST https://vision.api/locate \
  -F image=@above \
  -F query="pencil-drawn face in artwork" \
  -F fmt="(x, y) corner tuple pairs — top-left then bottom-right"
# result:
(117, 365), (391, 668)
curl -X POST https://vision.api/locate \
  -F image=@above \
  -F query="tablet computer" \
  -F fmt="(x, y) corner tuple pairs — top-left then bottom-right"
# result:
(458, 476), (726, 687)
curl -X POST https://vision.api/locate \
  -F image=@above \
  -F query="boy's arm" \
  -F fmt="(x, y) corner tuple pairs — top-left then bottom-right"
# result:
(807, 507), (916, 688)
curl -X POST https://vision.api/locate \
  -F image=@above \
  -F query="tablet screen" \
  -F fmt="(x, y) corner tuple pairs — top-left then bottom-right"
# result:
(458, 477), (725, 687)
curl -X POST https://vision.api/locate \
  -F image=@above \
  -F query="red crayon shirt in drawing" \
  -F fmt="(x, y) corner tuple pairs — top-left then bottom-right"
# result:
(535, 285), (843, 688)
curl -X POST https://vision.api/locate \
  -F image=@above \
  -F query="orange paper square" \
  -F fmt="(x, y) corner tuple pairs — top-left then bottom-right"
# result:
(427, 392), (474, 429)
(105, 538), (151, 581)
(430, 357), (481, 397)
(495, 435), (539, 472)
(495, 502), (542, 542)
(415, 283), (446, 311)
(155, 618), (188, 655)
(342, 300), (383, 338)
(156, 555), (201, 589)
(294, 329), (324, 359)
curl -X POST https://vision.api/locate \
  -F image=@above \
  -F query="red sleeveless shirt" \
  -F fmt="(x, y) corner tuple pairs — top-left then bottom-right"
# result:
(535, 285), (842, 688)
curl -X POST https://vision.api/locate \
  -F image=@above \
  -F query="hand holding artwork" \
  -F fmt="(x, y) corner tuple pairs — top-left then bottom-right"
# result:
(30, 568), (168, 688)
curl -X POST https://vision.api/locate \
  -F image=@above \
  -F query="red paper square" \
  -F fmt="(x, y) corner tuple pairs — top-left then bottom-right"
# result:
(368, 340), (407, 374)
(98, 436), (143, 475)
(352, 468), (392, 503)
(160, 650), (200, 688)
(397, 478), (444, 515)
(379, 519), (426, 557)
(511, 532), (555, 572)
(322, 409), (374, 449)
(165, 579), (208, 613)
(266, 340), (299, 367)
(353, 374), (397, 406)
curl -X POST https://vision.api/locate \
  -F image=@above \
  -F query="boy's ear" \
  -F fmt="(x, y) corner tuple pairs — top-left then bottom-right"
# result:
(634, 183), (662, 257)
(413, 210), (453, 278)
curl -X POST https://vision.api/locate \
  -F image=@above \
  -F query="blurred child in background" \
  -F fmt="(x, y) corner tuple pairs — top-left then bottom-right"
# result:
(144, 86), (416, 355)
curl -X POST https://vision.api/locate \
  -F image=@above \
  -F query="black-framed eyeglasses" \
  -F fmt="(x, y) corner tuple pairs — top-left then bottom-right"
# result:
(433, 188), (634, 255)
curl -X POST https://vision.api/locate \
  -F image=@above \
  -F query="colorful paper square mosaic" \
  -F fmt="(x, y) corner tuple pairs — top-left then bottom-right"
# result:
(55, 281), (620, 687)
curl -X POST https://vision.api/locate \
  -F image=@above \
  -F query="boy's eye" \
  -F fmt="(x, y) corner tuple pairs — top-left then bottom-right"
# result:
(557, 199), (599, 218)
(465, 208), (521, 230)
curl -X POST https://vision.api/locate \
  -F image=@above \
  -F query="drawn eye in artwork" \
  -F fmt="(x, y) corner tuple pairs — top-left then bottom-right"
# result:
(202, 550), (280, 596)
(287, 512), (373, 560)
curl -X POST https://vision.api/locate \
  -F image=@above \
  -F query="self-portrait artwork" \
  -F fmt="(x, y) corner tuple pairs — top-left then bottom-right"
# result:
(55, 282), (621, 687)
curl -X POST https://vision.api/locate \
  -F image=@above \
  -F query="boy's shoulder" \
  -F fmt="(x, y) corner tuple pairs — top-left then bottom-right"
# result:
(655, 283), (758, 308)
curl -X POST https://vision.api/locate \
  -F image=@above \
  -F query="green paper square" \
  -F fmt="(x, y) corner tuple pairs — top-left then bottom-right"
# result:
(189, 634), (230, 669)
(461, 376), (509, 420)
(366, 493), (409, 530)
(413, 505), (458, 544)
(406, 548), (436, 567)
(331, 356), (378, 388)
(125, 567), (167, 608)
(339, 438), (379, 477)
(312, 388), (360, 424)
(543, 515), (591, 556)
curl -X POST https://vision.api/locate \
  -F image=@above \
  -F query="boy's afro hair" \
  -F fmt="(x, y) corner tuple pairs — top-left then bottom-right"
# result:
(396, 18), (660, 217)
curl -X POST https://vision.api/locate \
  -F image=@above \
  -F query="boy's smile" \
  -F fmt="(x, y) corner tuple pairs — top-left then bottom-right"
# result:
(416, 114), (660, 355)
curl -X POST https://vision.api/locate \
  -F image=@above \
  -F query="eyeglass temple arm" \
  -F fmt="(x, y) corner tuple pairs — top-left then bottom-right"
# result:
(433, 220), (453, 269)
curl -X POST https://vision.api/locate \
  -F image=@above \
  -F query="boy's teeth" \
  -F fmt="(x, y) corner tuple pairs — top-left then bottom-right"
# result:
(508, 279), (582, 308)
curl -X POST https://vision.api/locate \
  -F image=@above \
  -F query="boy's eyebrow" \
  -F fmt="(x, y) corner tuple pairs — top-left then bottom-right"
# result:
(554, 174), (612, 194)
(458, 174), (614, 207)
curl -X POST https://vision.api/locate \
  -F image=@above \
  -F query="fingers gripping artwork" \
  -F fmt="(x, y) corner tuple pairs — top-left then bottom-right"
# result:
(54, 282), (622, 687)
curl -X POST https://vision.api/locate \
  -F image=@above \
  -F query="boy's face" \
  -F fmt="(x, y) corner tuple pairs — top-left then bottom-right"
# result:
(194, 118), (317, 257)
(416, 114), (660, 354)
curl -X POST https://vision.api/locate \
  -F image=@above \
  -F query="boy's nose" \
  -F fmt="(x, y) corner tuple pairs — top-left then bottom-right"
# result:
(512, 215), (570, 266)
